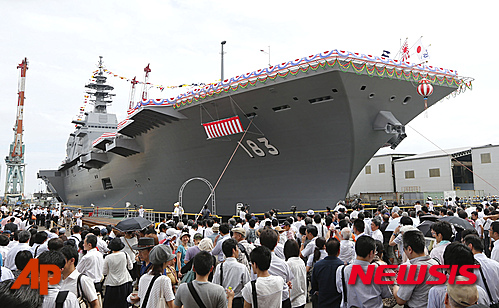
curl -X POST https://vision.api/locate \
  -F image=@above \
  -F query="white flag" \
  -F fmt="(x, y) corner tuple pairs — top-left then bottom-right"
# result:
(414, 38), (430, 63)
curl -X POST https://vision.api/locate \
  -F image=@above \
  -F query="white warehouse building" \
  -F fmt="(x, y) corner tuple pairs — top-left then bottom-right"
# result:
(349, 144), (499, 199)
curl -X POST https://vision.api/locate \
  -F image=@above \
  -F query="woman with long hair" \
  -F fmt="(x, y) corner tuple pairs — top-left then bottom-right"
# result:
(306, 237), (326, 272)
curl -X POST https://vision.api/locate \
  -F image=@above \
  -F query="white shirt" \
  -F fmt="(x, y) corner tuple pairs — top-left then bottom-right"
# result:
(0, 266), (14, 282)
(121, 236), (138, 263)
(307, 249), (327, 267)
(287, 257), (307, 307)
(61, 269), (98, 303)
(76, 248), (104, 283)
(242, 275), (284, 308)
(42, 283), (80, 308)
(131, 273), (175, 308)
(492, 243), (499, 263)
(301, 237), (317, 259)
(103, 251), (133, 286)
(429, 241), (450, 265)
(96, 237), (109, 255)
(5, 242), (30, 270)
(138, 208), (145, 217)
(31, 242), (49, 258)
(338, 240), (355, 264)
(371, 229), (384, 243)
(474, 253), (499, 304)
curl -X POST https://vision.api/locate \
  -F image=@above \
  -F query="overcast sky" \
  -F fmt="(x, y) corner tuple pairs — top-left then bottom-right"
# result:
(0, 0), (495, 197)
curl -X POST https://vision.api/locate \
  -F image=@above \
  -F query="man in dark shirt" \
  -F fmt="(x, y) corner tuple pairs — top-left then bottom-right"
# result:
(310, 238), (343, 308)
(4, 218), (18, 233)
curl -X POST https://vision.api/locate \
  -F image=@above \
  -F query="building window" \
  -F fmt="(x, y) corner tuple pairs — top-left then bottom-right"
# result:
(481, 153), (491, 164)
(405, 170), (415, 179)
(102, 178), (113, 190)
(429, 168), (440, 177)
(379, 164), (386, 173)
(365, 165), (371, 174)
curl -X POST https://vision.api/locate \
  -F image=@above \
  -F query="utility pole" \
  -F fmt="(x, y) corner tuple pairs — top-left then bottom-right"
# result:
(260, 46), (271, 67)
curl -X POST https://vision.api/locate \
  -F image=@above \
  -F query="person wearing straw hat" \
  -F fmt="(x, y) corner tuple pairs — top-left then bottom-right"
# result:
(129, 245), (176, 308)
(103, 238), (133, 308)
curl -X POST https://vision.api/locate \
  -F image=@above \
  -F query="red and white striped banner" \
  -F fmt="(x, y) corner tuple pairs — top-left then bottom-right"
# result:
(92, 132), (117, 146)
(202, 116), (244, 139)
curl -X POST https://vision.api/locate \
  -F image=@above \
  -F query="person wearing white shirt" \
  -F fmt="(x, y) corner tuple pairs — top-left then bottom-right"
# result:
(74, 209), (83, 227)
(472, 211), (484, 238)
(5, 230), (30, 271)
(103, 238), (133, 308)
(39, 250), (80, 308)
(464, 234), (499, 306)
(284, 240), (307, 308)
(370, 218), (384, 243)
(306, 238), (327, 272)
(60, 245), (100, 308)
(300, 225), (318, 259)
(138, 205), (145, 218)
(429, 221), (452, 265)
(490, 221), (499, 263)
(0, 265), (14, 282)
(76, 234), (104, 294)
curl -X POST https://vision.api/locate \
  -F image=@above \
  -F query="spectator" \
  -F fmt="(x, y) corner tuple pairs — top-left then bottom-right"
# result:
(427, 241), (489, 308)
(232, 227), (254, 272)
(120, 231), (139, 283)
(213, 238), (250, 308)
(0, 278), (43, 308)
(338, 227), (355, 265)
(306, 237), (326, 273)
(31, 231), (49, 258)
(48, 238), (64, 251)
(490, 222), (499, 262)
(38, 250), (80, 308)
(393, 230), (438, 308)
(211, 223), (231, 262)
(174, 251), (232, 308)
(370, 218), (383, 243)
(284, 240), (306, 308)
(259, 228), (294, 307)
(131, 237), (155, 277)
(336, 236), (391, 307)
(352, 219), (366, 240)
(60, 244), (100, 308)
(464, 234), (499, 305)
(5, 230), (30, 270)
(311, 238), (343, 308)
(0, 235), (10, 265)
(176, 232), (191, 276)
(130, 245), (175, 308)
(76, 234), (104, 295)
(13, 250), (32, 277)
(430, 221), (453, 265)
(103, 238), (133, 308)
(242, 246), (285, 308)
(184, 233), (203, 264)
(445, 277), (481, 308)
(300, 225), (318, 259)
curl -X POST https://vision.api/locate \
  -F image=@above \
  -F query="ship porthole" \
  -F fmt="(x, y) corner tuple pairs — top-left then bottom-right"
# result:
(369, 93), (375, 99)
(402, 96), (412, 104)
(390, 95), (396, 101)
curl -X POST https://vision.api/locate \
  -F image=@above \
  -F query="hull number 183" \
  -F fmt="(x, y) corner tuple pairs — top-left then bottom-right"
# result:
(239, 137), (279, 158)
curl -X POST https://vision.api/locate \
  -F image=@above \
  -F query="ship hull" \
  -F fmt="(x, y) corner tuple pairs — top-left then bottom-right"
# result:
(39, 56), (462, 216)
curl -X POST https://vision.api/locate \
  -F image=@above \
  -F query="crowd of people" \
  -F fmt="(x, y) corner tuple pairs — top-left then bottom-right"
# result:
(1, 198), (498, 308)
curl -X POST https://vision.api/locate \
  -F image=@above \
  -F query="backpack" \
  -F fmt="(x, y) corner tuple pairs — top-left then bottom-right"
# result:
(247, 229), (256, 244)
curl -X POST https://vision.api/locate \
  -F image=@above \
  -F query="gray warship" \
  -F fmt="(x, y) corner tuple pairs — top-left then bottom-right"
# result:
(38, 50), (472, 216)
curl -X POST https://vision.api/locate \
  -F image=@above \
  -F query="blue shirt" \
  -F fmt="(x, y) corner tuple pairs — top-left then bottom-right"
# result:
(311, 255), (343, 308)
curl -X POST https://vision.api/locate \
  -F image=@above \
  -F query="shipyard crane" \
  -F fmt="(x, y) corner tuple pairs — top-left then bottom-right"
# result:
(4, 58), (28, 203)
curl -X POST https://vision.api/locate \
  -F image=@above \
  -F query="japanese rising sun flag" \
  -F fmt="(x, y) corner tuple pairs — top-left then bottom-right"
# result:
(202, 116), (244, 139)
(401, 39), (410, 62)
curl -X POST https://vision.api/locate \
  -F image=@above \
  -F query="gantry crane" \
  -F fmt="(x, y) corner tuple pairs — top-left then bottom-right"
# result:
(4, 58), (28, 203)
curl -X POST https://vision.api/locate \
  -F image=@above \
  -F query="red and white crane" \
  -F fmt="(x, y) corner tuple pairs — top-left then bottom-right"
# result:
(4, 58), (28, 202)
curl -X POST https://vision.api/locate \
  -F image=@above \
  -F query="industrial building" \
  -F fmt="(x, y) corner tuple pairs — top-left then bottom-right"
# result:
(348, 144), (499, 204)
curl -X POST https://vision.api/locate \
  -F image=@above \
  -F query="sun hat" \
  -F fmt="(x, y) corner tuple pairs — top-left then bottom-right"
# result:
(446, 277), (478, 307)
(131, 237), (155, 250)
(149, 244), (175, 264)
(198, 238), (214, 251)
(212, 223), (220, 232)
(232, 227), (246, 237)
(108, 237), (125, 251)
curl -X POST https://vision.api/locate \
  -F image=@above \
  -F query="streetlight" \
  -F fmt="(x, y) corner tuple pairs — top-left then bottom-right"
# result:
(260, 46), (271, 67)
(221, 41), (226, 81)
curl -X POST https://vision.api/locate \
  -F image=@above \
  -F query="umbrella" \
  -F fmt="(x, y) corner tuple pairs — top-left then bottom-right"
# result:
(438, 216), (474, 231)
(417, 220), (435, 237)
(419, 215), (440, 222)
(114, 217), (153, 232)
(385, 217), (417, 232)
